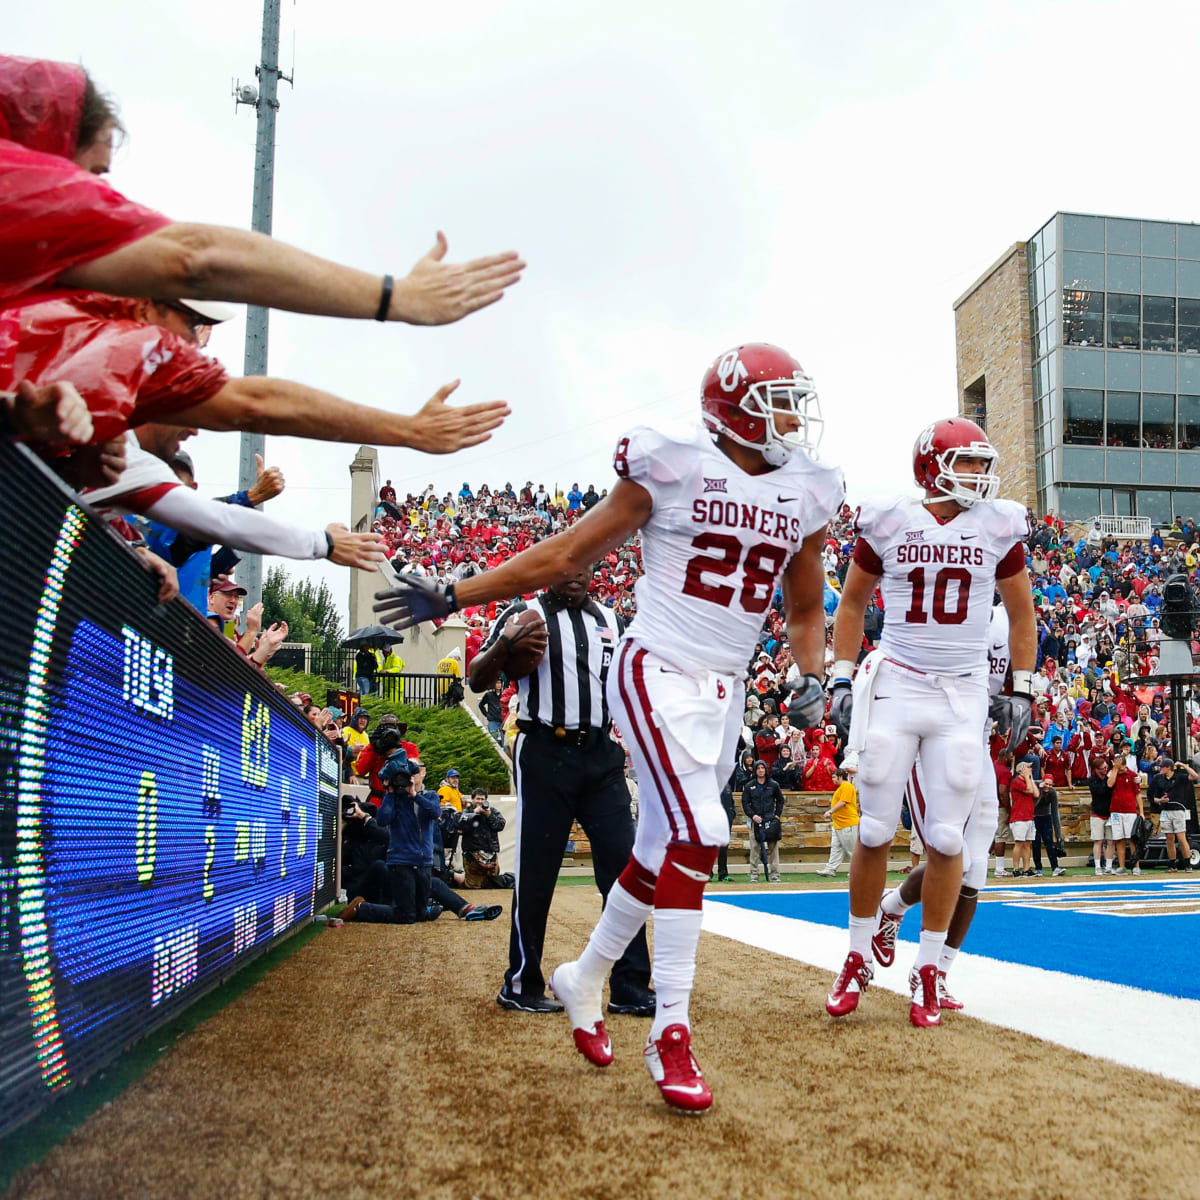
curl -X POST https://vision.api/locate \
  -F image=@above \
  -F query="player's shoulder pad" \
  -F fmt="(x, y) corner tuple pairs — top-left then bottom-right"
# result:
(613, 422), (702, 487)
(777, 452), (846, 523)
(979, 498), (1031, 543)
(852, 495), (921, 541)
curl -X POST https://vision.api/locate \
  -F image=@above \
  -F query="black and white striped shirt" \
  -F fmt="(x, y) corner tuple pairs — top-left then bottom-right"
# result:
(483, 593), (624, 730)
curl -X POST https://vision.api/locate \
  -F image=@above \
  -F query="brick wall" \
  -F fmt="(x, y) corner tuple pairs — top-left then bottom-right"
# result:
(953, 245), (1036, 510)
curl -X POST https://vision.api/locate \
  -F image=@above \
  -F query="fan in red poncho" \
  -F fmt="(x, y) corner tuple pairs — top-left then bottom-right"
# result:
(0, 56), (170, 310)
(0, 292), (229, 443)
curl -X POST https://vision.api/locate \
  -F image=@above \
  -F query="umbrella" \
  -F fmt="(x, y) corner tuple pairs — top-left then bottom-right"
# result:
(342, 625), (403, 649)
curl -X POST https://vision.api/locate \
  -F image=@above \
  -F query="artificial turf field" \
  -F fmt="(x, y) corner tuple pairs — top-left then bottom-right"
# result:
(4, 879), (1200, 1200)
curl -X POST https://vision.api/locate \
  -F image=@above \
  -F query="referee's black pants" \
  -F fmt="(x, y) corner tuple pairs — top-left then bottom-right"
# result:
(505, 727), (651, 1000)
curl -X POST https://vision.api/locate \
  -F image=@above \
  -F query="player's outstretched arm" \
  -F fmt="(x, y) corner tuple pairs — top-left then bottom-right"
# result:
(170, 377), (509, 454)
(374, 480), (653, 630)
(56, 226), (525, 326)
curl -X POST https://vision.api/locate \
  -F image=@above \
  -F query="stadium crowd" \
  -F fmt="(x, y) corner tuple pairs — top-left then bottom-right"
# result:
(398, 473), (1200, 878)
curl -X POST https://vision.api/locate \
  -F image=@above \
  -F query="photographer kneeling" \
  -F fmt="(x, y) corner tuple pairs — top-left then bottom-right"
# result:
(341, 795), (390, 903)
(372, 753), (440, 923)
(344, 765), (502, 923)
(460, 789), (513, 889)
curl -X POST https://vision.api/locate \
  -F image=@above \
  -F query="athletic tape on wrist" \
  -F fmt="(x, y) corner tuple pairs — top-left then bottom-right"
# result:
(832, 659), (855, 685)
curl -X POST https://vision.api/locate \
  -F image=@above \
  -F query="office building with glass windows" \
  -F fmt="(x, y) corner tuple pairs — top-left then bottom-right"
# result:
(953, 211), (1200, 525)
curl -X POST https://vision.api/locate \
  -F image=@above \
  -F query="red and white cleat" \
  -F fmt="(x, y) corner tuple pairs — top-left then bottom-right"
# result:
(908, 965), (942, 1028)
(548, 962), (612, 1067)
(644, 1024), (712, 1114)
(826, 951), (874, 1017)
(871, 897), (905, 967)
(936, 970), (963, 1011)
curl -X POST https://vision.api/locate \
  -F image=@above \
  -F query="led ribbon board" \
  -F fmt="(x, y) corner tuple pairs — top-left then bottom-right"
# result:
(0, 443), (337, 1139)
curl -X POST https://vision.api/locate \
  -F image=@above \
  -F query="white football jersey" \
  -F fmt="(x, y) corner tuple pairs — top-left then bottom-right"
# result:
(854, 496), (1028, 676)
(987, 603), (1010, 699)
(618, 422), (844, 675)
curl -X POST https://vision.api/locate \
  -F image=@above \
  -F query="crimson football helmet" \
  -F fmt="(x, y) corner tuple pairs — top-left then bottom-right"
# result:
(912, 417), (999, 507)
(700, 343), (822, 466)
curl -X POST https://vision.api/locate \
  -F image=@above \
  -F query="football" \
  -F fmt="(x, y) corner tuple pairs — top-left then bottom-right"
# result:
(502, 608), (547, 679)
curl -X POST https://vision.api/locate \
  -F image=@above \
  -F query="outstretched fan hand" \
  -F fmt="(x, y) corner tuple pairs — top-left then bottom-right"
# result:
(374, 576), (459, 631)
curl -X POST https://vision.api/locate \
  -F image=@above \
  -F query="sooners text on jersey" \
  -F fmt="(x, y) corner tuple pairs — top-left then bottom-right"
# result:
(614, 423), (844, 675)
(854, 497), (1027, 676)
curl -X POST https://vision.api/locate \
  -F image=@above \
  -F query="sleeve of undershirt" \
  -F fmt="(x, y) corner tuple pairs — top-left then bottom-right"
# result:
(140, 487), (325, 559)
(852, 538), (884, 575)
(996, 542), (1027, 579)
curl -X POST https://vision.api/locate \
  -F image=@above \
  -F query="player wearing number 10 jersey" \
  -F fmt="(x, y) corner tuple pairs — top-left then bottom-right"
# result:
(373, 342), (843, 1112)
(824, 417), (1036, 1028)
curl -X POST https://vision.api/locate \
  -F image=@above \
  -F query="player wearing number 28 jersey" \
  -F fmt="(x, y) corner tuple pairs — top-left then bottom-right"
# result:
(619, 422), (843, 676)
(824, 417), (1036, 1029)
(373, 342), (843, 1113)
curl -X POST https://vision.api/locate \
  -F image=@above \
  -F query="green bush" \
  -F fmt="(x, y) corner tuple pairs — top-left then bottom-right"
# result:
(267, 667), (511, 794)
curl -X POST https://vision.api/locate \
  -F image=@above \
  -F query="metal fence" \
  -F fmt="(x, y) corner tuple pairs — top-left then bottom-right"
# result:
(269, 644), (458, 708)
(373, 673), (457, 707)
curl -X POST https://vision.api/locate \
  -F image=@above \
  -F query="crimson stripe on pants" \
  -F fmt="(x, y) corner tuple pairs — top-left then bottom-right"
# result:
(616, 641), (679, 841)
(630, 646), (701, 844)
(908, 765), (928, 845)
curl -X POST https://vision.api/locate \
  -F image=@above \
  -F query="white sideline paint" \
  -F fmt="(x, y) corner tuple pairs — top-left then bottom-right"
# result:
(702, 895), (1200, 1090)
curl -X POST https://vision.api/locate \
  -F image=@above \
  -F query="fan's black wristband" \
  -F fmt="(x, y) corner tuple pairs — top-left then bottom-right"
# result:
(374, 273), (394, 322)
(324, 530), (335, 559)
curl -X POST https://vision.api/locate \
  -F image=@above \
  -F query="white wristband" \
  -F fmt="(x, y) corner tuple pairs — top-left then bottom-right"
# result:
(1012, 669), (1033, 696)
(832, 659), (855, 685)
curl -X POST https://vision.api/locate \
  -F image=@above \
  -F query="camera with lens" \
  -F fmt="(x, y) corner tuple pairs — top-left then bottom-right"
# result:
(369, 726), (404, 756)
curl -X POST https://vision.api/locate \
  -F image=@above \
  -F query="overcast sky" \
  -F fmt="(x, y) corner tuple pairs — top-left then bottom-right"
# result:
(13, 1), (1200, 624)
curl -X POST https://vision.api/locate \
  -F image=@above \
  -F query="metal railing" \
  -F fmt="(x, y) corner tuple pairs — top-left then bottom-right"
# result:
(1092, 515), (1153, 539)
(373, 672), (458, 707)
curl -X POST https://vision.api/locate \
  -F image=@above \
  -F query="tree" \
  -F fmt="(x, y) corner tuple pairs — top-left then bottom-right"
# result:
(262, 565), (344, 649)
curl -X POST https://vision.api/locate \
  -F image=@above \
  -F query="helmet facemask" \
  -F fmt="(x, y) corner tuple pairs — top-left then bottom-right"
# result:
(713, 374), (824, 466)
(930, 443), (1000, 507)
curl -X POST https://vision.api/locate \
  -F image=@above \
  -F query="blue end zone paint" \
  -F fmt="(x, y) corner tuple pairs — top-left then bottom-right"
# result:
(717, 882), (1200, 1001)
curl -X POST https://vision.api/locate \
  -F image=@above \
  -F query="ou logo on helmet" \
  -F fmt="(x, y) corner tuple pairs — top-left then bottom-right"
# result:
(717, 351), (749, 393)
(917, 424), (937, 455)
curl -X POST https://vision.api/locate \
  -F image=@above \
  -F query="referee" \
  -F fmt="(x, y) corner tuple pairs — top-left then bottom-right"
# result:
(470, 566), (654, 1016)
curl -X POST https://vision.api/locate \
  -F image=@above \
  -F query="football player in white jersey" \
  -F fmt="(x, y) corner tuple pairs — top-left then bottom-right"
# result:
(375, 343), (844, 1112)
(869, 603), (1012, 1011)
(825, 418), (1036, 1027)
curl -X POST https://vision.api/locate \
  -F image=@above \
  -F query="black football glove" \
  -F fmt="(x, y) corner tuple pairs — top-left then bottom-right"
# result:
(1007, 692), (1033, 751)
(991, 692), (1034, 750)
(784, 673), (826, 729)
(829, 681), (853, 744)
(374, 576), (458, 631)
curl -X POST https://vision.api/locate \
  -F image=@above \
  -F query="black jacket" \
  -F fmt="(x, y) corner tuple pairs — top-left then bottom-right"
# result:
(479, 690), (503, 722)
(341, 818), (389, 896)
(771, 759), (801, 790)
(459, 802), (506, 856)
(742, 779), (785, 822)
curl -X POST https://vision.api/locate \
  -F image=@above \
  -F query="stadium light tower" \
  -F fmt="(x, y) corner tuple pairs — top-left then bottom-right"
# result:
(232, 0), (293, 611)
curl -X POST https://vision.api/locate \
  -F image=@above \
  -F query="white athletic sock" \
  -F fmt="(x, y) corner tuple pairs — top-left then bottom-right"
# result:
(649, 908), (703, 1039)
(575, 882), (650, 989)
(938, 944), (959, 973)
(849, 913), (875, 959)
(995, 856), (1007, 873)
(915, 928), (947, 970)
(881, 887), (912, 917)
